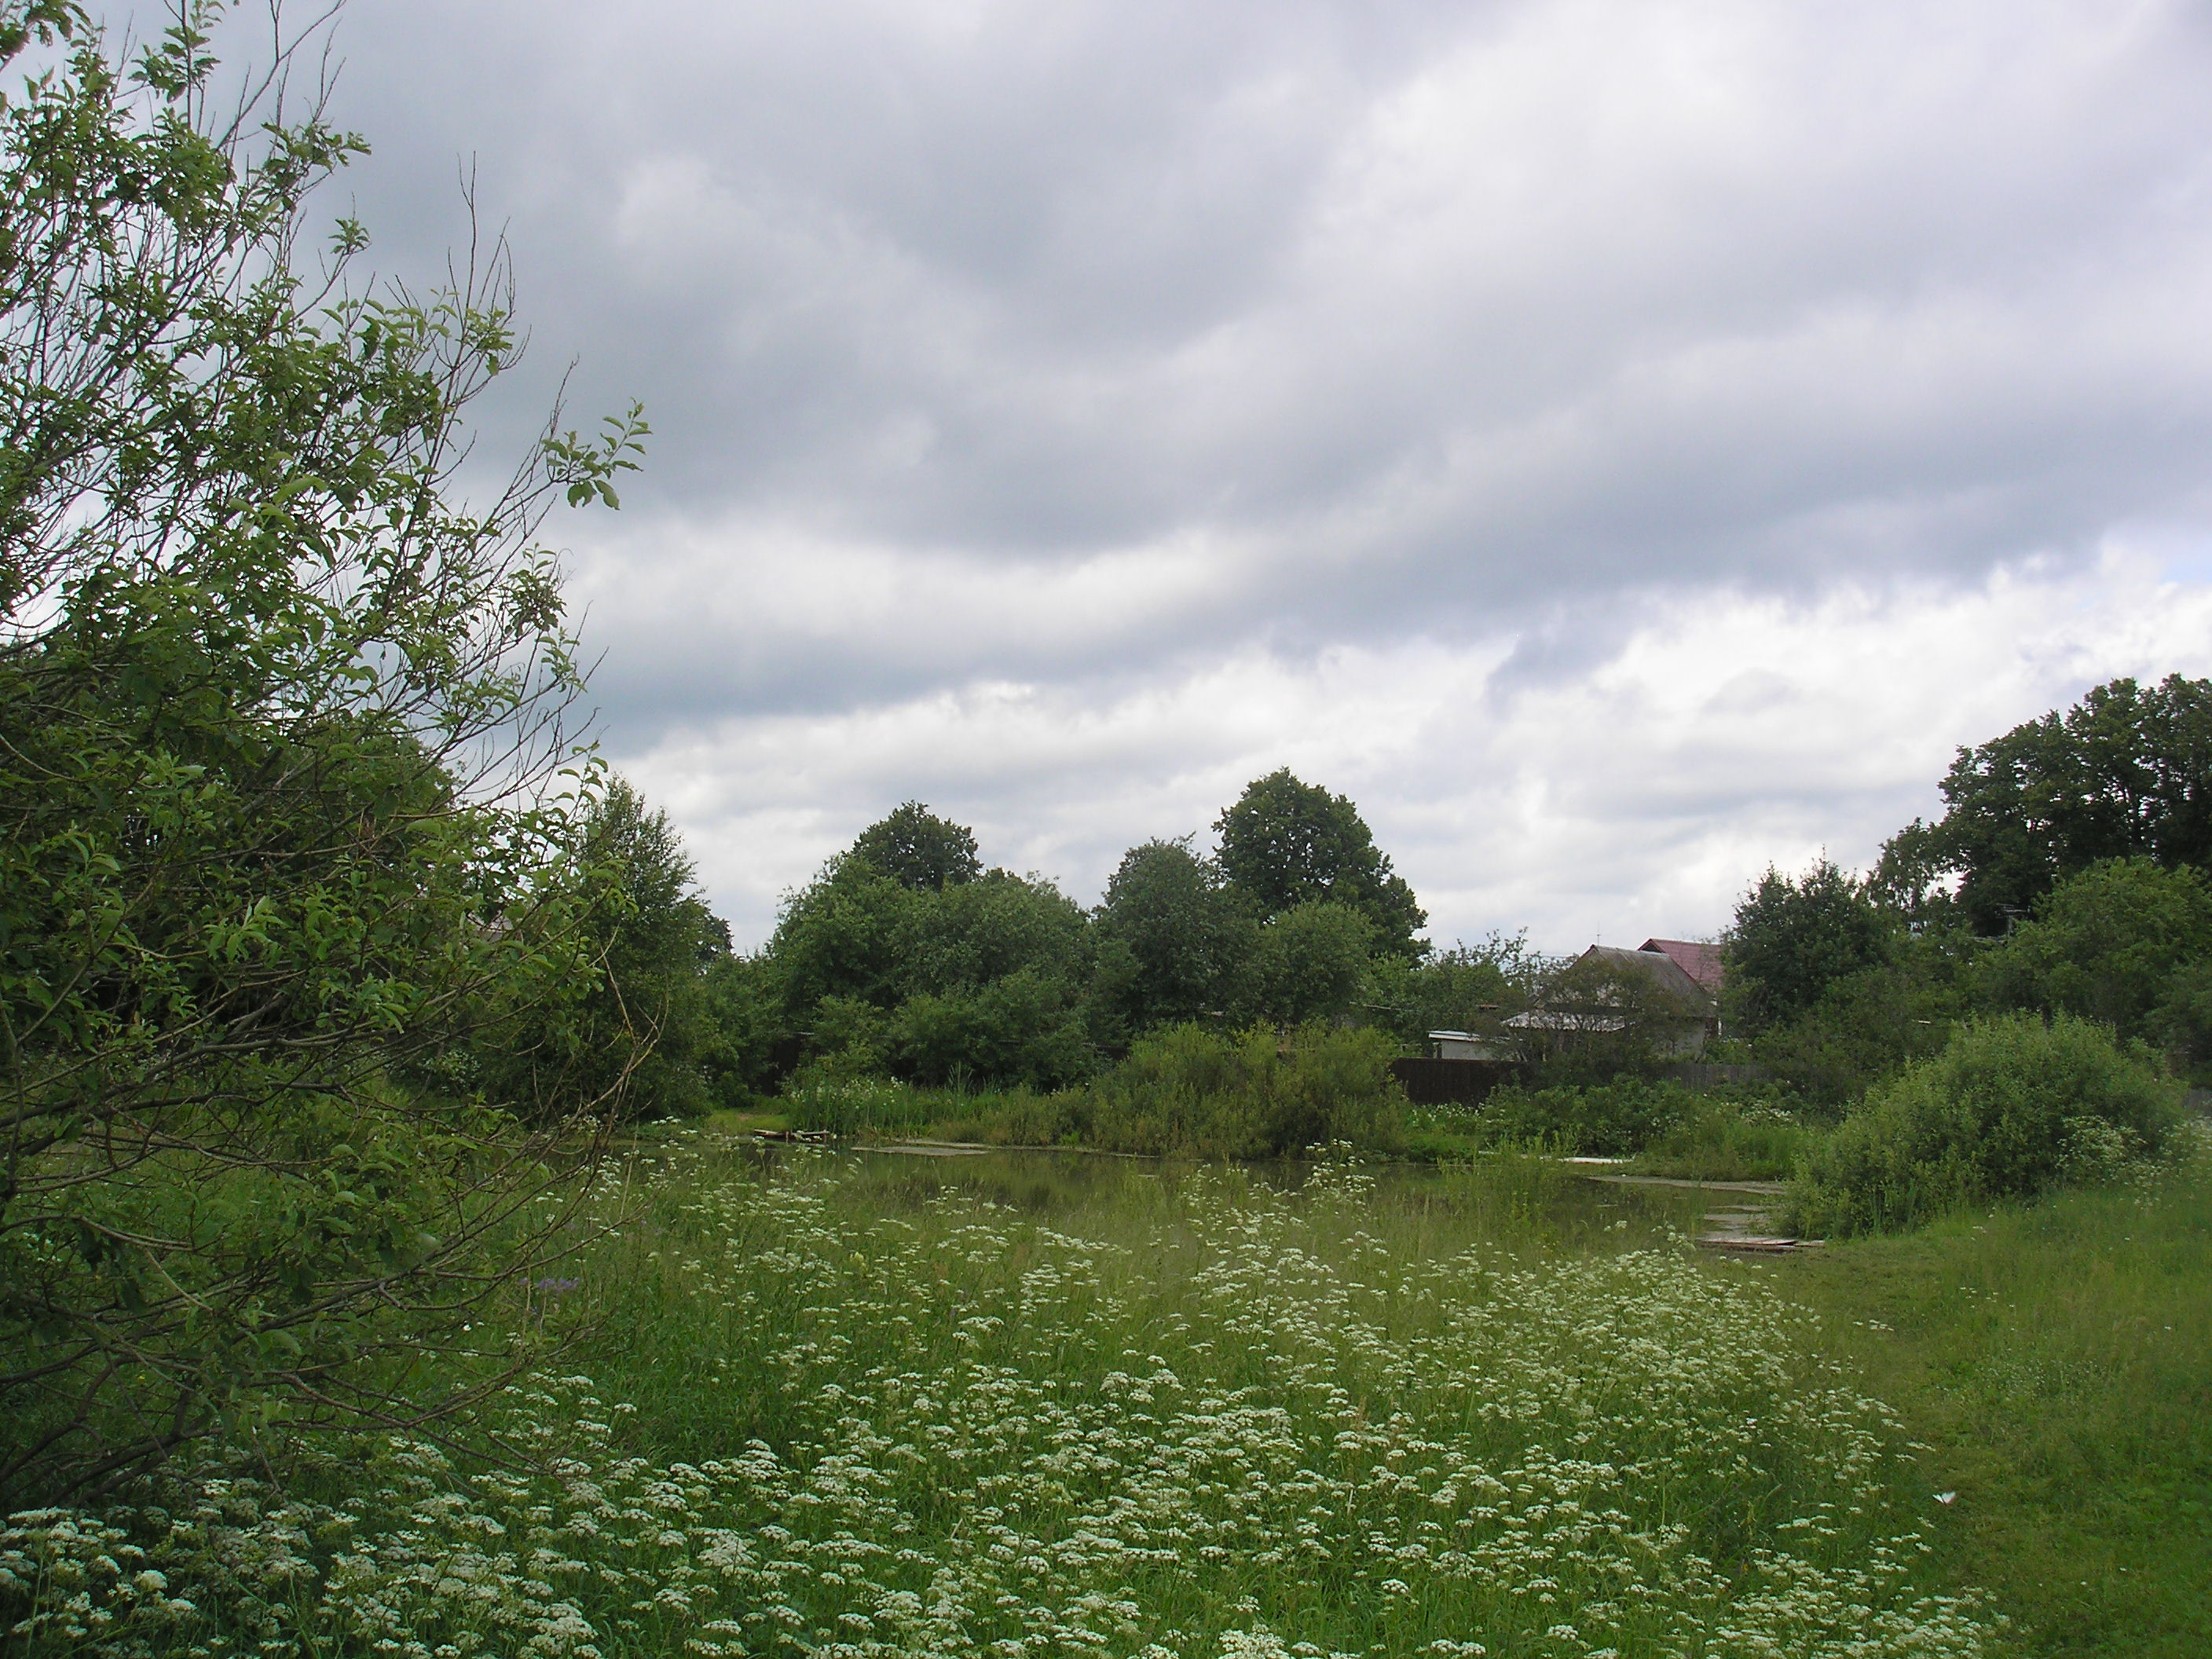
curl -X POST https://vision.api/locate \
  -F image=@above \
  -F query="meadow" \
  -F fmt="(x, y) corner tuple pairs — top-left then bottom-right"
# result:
(5, 1137), (2005, 1659)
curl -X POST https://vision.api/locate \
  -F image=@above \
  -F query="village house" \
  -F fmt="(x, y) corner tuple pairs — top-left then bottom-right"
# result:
(1430, 937), (1723, 1060)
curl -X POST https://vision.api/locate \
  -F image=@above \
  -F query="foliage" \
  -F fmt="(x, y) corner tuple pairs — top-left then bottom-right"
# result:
(888, 966), (1093, 1090)
(771, 847), (1094, 1090)
(1752, 948), (1971, 1116)
(1087, 837), (1253, 1043)
(1725, 855), (1895, 1035)
(1976, 857), (2212, 1062)
(1240, 899), (1374, 1026)
(1082, 1021), (1406, 1158)
(848, 799), (980, 892)
(0, 5), (641, 1498)
(1214, 768), (1427, 959)
(1502, 950), (1705, 1082)
(1, 1148), (1998, 1659)
(1789, 1013), (2184, 1236)
(476, 779), (729, 1122)
(1368, 933), (1531, 1047)
(698, 950), (789, 1106)
(1877, 674), (2212, 934)
(1624, 1090), (1811, 1181)
(1470, 1077), (1694, 1156)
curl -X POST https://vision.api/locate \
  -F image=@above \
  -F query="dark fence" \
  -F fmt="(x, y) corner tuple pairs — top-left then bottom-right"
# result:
(1389, 1058), (1530, 1105)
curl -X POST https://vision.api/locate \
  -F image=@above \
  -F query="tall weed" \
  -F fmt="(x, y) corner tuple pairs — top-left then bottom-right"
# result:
(1082, 1021), (1405, 1156)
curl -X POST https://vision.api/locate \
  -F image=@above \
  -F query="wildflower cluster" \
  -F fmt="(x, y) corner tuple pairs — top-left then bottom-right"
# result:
(4, 1154), (1994, 1657)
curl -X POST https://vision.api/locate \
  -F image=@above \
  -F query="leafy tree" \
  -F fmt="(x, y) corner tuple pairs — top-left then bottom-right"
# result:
(768, 825), (1093, 1088)
(1724, 857), (1895, 1035)
(1090, 838), (1254, 1042)
(1214, 769), (1426, 958)
(1242, 901), (1375, 1026)
(890, 968), (1093, 1090)
(0, 4), (646, 1497)
(849, 800), (981, 891)
(479, 780), (728, 1122)
(1751, 951), (1966, 1115)
(1877, 675), (2212, 933)
(1370, 933), (1533, 1048)
(698, 950), (791, 1106)
(771, 855), (915, 1015)
(1979, 857), (2212, 1054)
(1503, 951), (1704, 1084)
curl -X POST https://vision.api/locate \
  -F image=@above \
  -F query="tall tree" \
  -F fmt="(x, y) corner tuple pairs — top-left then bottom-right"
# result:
(1213, 770), (1427, 958)
(0, 2), (643, 1498)
(1725, 856), (1894, 1035)
(850, 800), (982, 891)
(1877, 675), (2212, 933)
(1090, 838), (1254, 1038)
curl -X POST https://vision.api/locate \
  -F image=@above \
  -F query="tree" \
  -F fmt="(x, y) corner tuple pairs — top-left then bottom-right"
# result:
(849, 800), (981, 891)
(1724, 856), (1894, 1035)
(0, 4), (644, 1499)
(1369, 933), (1533, 1048)
(1242, 901), (1375, 1026)
(1502, 952), (1700, 1083)
(1090, 838), (1254, 1041)
(1877, 675), (2212, 933)
(1214, 770), (1426, 958)
(1979, 857), (2212, 1053)
(478, 779), (728, 1122)
(768, 822), (1094, 1089)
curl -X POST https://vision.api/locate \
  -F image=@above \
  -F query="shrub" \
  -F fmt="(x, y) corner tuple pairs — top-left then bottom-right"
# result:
(1627, 1093), (1811, 1181)
(1474, 1079), (1694, 1155)
(1789, 1012), (2184, 1236)
(1084, 1022), (1405, 1158)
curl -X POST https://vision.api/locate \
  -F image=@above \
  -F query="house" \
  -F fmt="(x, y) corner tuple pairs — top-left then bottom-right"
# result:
(1503, 940), (1722, 1057)
(1636, 938), (1724, 998)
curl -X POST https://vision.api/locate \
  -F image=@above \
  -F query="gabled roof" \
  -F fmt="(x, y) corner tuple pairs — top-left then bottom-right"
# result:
(1578, 944), (1715, 1012)
(1638, 937), (1724, 995)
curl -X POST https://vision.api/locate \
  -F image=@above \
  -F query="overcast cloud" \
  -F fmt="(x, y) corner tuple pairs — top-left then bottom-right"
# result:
(243, 0), (2212, 947)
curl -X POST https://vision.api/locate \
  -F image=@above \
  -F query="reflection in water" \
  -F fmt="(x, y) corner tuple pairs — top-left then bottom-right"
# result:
(672, 1137), (1734, 1265)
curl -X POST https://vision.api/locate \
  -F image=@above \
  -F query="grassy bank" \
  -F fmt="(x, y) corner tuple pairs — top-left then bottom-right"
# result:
(1768, 1122), (2212, 1657)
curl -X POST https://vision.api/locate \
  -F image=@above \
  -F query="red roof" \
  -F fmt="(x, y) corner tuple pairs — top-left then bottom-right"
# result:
(1639, 938), (1724, 994)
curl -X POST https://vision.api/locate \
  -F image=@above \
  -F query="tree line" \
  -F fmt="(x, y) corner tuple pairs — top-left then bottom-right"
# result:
(1725, 672), (2212, 1106)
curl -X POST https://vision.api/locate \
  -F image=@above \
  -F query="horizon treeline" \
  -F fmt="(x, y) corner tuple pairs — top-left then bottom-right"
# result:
(618, 671), (2212, 1116)
(685, 768), (1527, 1106)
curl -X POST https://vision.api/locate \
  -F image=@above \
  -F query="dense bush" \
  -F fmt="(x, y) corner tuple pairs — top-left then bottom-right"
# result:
(1467, 1078), (1694, 1155)
(1082, 1021), (1405, 1158)
(1790, 1013), (2184, 1236)
(1978, 858), (2212, 1064)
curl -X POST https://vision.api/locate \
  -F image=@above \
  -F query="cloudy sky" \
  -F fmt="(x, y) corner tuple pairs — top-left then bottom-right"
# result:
(258, 0), (2212, 949)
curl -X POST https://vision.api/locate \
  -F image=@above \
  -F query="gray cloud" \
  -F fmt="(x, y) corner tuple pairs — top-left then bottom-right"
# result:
(109, 0), (2212, 940)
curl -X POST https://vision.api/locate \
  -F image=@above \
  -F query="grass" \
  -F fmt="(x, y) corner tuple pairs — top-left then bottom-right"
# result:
(1767, 1122), (2212, 1657)
(5, 1141), (1991, 1658)
(13, 1119), (2206, 1657)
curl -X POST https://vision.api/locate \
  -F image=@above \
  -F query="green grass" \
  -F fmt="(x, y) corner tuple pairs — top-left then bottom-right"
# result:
(1768, 1123), (2212, 1657)
(5, 1142), (1991, 1659)
(16, 1123), (2207, 1657)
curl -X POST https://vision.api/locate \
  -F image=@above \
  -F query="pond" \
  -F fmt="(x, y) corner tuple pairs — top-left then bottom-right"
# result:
(722, 1136), (1777, 1263)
